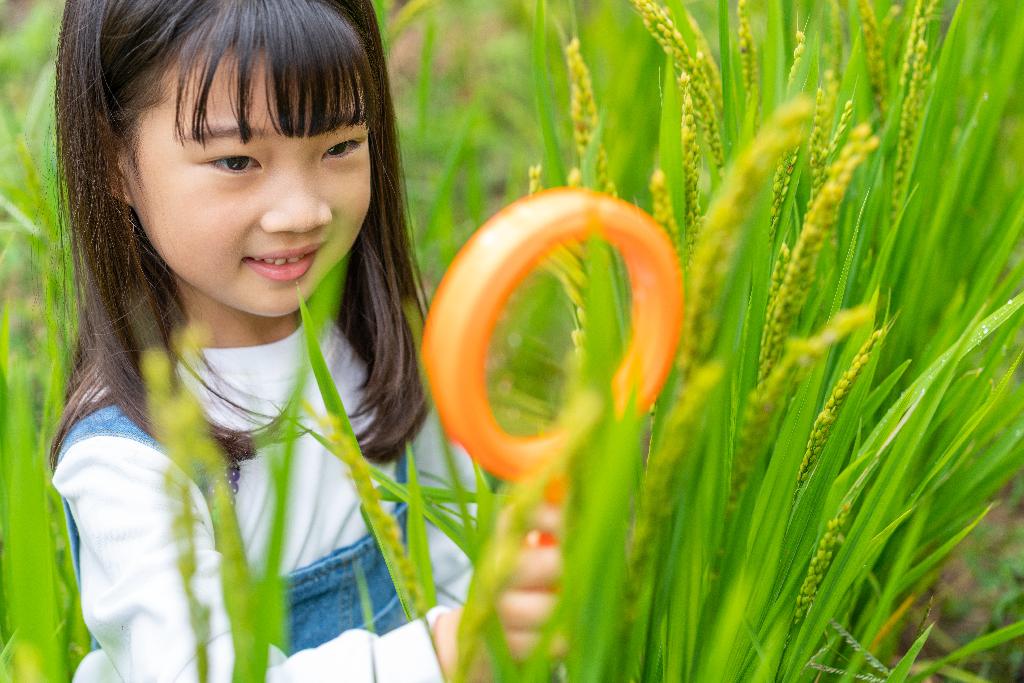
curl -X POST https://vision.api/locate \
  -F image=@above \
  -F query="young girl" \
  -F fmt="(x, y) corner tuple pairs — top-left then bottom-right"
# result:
(49, 1), (562, 681)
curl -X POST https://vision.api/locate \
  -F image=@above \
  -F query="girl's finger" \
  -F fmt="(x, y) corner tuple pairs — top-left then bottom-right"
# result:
(497, 589), (558, 630)
(495, 501), (564, 540)
(504, 630), (569, 662)
(505, 630), (539, 661)
(510, 544), (561, 590)
(529, 501), (563, 537)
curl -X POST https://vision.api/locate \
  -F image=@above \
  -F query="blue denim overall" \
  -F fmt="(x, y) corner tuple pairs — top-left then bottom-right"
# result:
(57, 405), (409, 655)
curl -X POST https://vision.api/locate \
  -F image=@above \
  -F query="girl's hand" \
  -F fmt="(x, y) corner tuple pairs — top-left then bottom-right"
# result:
(432, 502), (566, 681)
(496, 501), (564, 661)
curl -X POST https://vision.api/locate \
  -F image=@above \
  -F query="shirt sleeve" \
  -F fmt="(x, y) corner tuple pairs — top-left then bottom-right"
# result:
(53, 436), (448, 683)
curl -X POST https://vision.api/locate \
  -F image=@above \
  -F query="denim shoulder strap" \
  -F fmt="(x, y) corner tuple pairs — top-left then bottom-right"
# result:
(56, 405), (169, 651)
(285, 449), (412, 652)
(59, 405), (161, 456)
(57, 406), (165, 585)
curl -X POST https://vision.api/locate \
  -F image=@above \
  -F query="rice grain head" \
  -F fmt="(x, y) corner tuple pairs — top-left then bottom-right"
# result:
(787, 30), (807, 90)
(624, 362), (723, 631)
(828, 99), (855, 162)
(144, 348), (213, 682)
(828, 0), (844, 77)
(679, 96), (812, 379)
(764, 242), (791, 331)
(898, 0), (929, 94)
(454, 393), (601, 682)
(313, 409), (427, 617)
(809, 72), (839, 203)
(529, 164), (543, 195)
(734, 307), (872, 506)
(768, 147), (798, 245)
(142, 329), (260, 669)
(630, 0), (724, 171)
(759, 123), (879, 383)
(679, 73), (703, 263)
(684, 8), (723, 110)
(858, 0), (888, 115)
(795, 325), (888, 492)
(565, 38), (615, 195)
(892, 33), (934, 224)
(649, 168), (681, 257)
(794, 502), (852, 622)
(738, 0), (759, 107)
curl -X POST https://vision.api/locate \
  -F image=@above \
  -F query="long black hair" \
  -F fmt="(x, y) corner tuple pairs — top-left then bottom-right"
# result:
(51, 0), (427, 468)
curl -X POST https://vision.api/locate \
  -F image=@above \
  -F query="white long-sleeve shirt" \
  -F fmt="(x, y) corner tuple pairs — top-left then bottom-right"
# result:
(52, 322), (475, 682)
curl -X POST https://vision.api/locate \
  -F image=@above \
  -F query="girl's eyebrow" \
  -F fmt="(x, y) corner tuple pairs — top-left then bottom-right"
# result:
(194, 123), (368, 143)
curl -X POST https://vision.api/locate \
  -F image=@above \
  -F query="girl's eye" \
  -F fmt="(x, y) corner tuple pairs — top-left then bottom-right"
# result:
(214, 156), (254, 173)
(325, 140), (360, 158)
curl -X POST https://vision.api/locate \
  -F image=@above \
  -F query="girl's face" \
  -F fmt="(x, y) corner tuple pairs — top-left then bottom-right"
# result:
(120, 64), (372, 348)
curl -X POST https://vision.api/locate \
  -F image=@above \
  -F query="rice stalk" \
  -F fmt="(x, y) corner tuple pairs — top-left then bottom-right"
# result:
(897, 0), (930, 94)
(828, 0), (845, 78)
(827, 99), (855, 162)
(630, 0), (724, 171)
(528, 164), (543, 194)
(542, 244), (587, 351)
(311, 408), (428, 617)
(683, 8), (723, 111)
(165, 456), (212, 682)
(649, 169), (680, 257)
(733, 306), (873, 506)
(565, 38), (615, 195)
(679, 73), (703, 263)
(567, 167), (582, 187)
(454, 393), (600, 683)
(858, 0), (888, 115)
(142, 329), (257, 680)
(882, 4), (904, 40)
(787, 30), (807, 89)
(624, 362), (723, 622)
(768, 146), (798, 245)
(794, 325), (889, 493)
(737, 0), (758, 108)
(758, 123), (880, 384)
(794, 502), (852, 622)
(808, 72), (840, 203)
(534, 107), (587, 344)
(892, 0), (938, 224)
(827, 619), (891, 677)
(891, 36), (930, 224)
(678, 96), (812, 380)
(10, 647), (44, 683)
(763, 242), (791, 334)
(768, 31), (810, 244)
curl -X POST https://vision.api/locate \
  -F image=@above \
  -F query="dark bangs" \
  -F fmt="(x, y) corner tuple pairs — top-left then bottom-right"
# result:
(172, 0), (375, 145)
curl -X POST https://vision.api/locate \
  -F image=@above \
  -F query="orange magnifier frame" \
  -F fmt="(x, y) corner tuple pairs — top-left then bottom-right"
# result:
(422, 187), (683, 491)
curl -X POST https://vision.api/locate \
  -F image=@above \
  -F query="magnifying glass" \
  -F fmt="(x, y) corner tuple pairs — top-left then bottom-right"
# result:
(422, 187), (683, 511)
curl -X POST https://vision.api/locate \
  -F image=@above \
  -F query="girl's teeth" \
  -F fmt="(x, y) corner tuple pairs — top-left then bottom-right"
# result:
(260, 256), (303, 265)
(253, 253), (305, 264)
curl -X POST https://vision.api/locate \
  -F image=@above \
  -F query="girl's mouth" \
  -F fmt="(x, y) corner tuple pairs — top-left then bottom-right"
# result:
(243, 249), (316, 281)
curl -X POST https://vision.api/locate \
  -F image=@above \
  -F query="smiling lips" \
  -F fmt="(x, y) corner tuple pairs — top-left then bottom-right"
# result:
(243, 247), (318, 281)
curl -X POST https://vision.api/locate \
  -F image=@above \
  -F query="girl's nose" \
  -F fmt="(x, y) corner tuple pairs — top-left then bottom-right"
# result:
(260, 191), (333, 234)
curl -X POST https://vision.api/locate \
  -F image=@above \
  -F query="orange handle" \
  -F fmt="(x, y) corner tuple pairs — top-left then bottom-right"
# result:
(422, 188), (683, 498)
